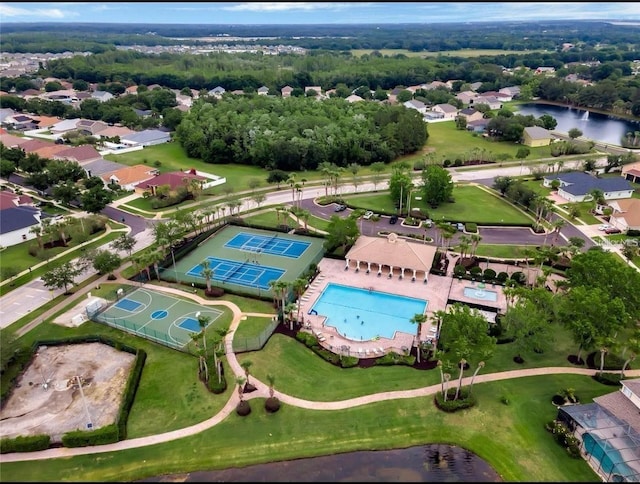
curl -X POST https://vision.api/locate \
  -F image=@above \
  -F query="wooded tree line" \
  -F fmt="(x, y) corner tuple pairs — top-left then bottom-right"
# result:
(2, 21), (638, 54)
(175, 95), (428, 170)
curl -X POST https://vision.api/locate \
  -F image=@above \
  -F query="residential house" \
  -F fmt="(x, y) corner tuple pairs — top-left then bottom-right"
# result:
(133, 109), (153, 118)
(456, 91), (477, 105)
(0, 132), (29, 148)
(386, 87), (405, 104)
(91, 91), (114, 103)
(18, 138), (52, 153)
(257, 86), (269, 96)
(499, 86), (520, 98)
(230, 89), (245, 96)
(304, 86), (323, 97)
(125, 85), (138, 95)
(557, 378), (640, 482)
(543, 172), (634, 203)
(134, 170), (207, 196)
(82, 158), (127, 178)
(94, 125), (135, 139)
(469, 82), (483, 91)
(50, 118), (80, 135)
(208, 86), (226, 97)
(53, 145), (102, 165)
(535, 66), (556, 76)
(622, 162), (640, 184)
(32, 143), (68, 160)
(121, 129), (171, 147)
(0, 108), (17, 125)
(101, 164), (159, 191)
(345, 94), (364, 103)
(480, 90), (513, 103)
(7, 114), (40, 130)
(466, 118), (491, 133)
(76, 119), (109, 136)
(607, 198), (640, 232)
(473, 95), (503, 110)
(457, 107), (484, 123)
(431, 103), (458, 119)
(522, 126), (552, 147)
(424, 80), (449, 91)
(281, 85), (293, 98)
(403, 99), (427, 114)
(0, 190), (42, 247)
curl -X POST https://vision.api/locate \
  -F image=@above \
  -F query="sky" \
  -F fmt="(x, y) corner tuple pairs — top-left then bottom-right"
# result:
(1, 2), (639, 25)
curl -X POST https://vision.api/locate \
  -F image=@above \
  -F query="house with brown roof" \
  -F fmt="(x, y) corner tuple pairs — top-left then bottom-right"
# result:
(456, 91), (477, 105)
(101, 164), (159, 191)
(33, 143), (69, 160)
(0, 133), (30, 148)
(345, 233), (438, 283)
(52, 145), (102, 164)
(608, 198), (640, 232)
(134, 170), (207, 195)
(431, 103), (458, 119)
(76, 119), (109, 136)
(622, 161), (640, 184)
(18, 138), (52, 153)
(457, 107), (484, 123)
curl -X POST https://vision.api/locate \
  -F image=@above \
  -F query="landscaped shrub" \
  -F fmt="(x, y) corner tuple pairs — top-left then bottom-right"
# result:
(552, 394), (567, 406)
(510, 271), (526, 285)
(340, 356), (359, 368)
(236, 400), (251, 416)
(589, 352), (628, 371)
(453, 264), (466, 277)
(496, 271), (509, 283)
(545, 420), (581, 459)
(465, 222), (477, 233)
(482, 268), (496, 280)
(469, 266), (482, 278)
(593, 372), (624, 386)
(205, 287), (225, 298)
(207, 371), (227, 394)
(0, 434), (50, 454)
(62, 423), (119, 447)
(434, 387), (477, 412)
(265, 397), (281, 413)
(374, 351), (415, 366)
(413, 160), (426, 171)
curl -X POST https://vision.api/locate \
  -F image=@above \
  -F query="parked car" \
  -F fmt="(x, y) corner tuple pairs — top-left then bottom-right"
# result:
(456, 223), (465, 232)
(424, 219), (433, 228)
(334, 204), (347, 212)
(363, 210), (374, 220)
(598, 224), (612, 231)
(604, 227), (622, 234)
(389, 215), (398, 224)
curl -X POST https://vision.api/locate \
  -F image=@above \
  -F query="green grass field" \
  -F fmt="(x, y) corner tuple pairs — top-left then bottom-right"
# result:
(350, 48), (549, 58)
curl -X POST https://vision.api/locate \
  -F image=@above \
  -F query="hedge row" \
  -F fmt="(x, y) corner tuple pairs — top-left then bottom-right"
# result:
(0, 434), (51, 454)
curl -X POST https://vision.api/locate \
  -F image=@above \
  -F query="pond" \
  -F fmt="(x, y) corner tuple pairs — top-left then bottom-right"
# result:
(138, 444), (502, 482)
(515, 103), (640, 146)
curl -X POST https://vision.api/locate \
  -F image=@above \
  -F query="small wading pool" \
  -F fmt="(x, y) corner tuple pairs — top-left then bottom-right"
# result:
(463, 286), (498, 302)
(310, 283), (428, 341)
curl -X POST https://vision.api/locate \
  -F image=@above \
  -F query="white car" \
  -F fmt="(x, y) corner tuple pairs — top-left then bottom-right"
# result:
(363, 210), (374, 220)
(598, 224), (612, 231)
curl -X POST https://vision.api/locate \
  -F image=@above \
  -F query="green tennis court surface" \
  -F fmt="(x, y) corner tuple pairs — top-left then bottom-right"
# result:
(89, 287), (224, 349)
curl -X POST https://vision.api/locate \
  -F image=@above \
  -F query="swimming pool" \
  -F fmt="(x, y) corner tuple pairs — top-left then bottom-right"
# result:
(583, 432), (633, 480)
(463, 286), (498, 302)
(310, 283), (428, 341)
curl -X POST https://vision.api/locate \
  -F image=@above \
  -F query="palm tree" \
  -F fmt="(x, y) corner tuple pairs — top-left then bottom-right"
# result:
(469, 361), (485, 395)
(457, 235), (471, 261)
(292, 278), (307, 324)
(236, 376), (246, 402)
(550, 219), (565, 246)
(29, 224), (43, 250)
(454, 358), (467, 401)
(240, 360), (253, 386)
(266, 373), (276, 398)
(284, 302), (297, 331)
(190, 331), (208, 382)
(200, 259), (214, 292)
(437, 360), (445, 396)
(469, 234), (482, 257)
(431, 310), (446, 337)
(410, 313), (427, 363)
(198, 314), (211, 355)
(443, 373), (451, 402)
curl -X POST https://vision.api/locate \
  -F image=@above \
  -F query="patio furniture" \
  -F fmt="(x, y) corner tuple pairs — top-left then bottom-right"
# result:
(378, 347), (385, 354)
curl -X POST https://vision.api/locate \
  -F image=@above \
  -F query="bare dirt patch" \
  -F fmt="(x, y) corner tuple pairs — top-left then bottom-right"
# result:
(0, 342), (135, 443)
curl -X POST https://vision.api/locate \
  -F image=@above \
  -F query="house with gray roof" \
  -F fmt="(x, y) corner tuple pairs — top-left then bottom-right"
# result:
(403, 99), (427, 114)
(121, 129), (171, 147)
(431, 103), (458, 119)
(82, 158), (127, 178)
(0, 204), (42, 247)
(543, 171), (634, 203)
(91, 91), (114, 103)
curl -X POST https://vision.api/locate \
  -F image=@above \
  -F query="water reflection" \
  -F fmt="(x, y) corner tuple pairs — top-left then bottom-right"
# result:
(515, 103), (640, 146)
(139, 444), (502, 482)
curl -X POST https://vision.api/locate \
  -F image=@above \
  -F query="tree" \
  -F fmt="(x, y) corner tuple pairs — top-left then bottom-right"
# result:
(91, 249), (122, 277)
(369, 162), (386, 192)
(240, 360), (253, 388)
(41, 262), (82, 294)
(468, 361), (485, 395)
(454, 358), (467, 401)
(388, 164), (413, 213)
(200, 259), (215, 292)
(502, 298), (552, 362)
(324, 215), (359, 253)
(110, 233), (136, 259)
(198, 314), (212, 381)
(266, 373), (276, 398)
(81, 185), (113, 213)
(421, 164), (453, 208)
(568, 128), (583, 139)
(410, 313), (428, 363)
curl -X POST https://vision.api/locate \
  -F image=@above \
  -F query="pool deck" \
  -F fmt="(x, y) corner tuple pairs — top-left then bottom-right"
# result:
(298, 258), (461, 358)
(448, 279), (507, 312)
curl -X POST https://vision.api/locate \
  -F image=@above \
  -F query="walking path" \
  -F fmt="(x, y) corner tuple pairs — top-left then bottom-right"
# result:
(4, 271), (640, 463)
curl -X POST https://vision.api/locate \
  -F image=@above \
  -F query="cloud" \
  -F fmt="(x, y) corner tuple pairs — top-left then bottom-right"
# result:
(222, 2), (359, 12)
(0, 3), (76, 19)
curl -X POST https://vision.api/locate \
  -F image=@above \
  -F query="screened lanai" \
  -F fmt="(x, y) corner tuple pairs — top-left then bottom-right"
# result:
(558, 401), (640, 482)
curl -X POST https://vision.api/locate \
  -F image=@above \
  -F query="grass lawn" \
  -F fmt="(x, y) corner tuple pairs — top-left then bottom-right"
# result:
(558, 202), (601, 225)
(423, 121), (554, 162)
(0, 373), (605, 482)
(475, 244), (537, 259)
(350, 48), (549, 58)
(520, 179), (554, 197)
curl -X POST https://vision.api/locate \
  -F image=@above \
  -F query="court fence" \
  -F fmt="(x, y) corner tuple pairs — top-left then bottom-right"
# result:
(232, 316), (280, 353)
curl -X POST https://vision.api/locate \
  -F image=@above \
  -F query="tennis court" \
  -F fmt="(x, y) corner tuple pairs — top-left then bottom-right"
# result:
(187, 257), (284, 290)
(224, 232), (310, 258)
(89, 287), (224, 350)
(164, 225), (325, 296)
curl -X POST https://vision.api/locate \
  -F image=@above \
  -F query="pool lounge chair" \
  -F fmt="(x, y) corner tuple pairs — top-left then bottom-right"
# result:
(378, 347), (385, 354)
(365, 349), (371, 356)
(358, 348), (364, 355)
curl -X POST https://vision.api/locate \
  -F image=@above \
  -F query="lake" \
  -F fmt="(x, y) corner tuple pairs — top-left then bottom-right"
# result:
(139, 444), (502, 482)
(515, 103), (640, 146)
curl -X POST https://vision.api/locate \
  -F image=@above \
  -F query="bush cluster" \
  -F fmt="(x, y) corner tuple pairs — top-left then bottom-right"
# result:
(545, 420), (581, 458)
(434, 387), (477, 412)
(593, 372), (624, 386)
(0, 434), (51, 454)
